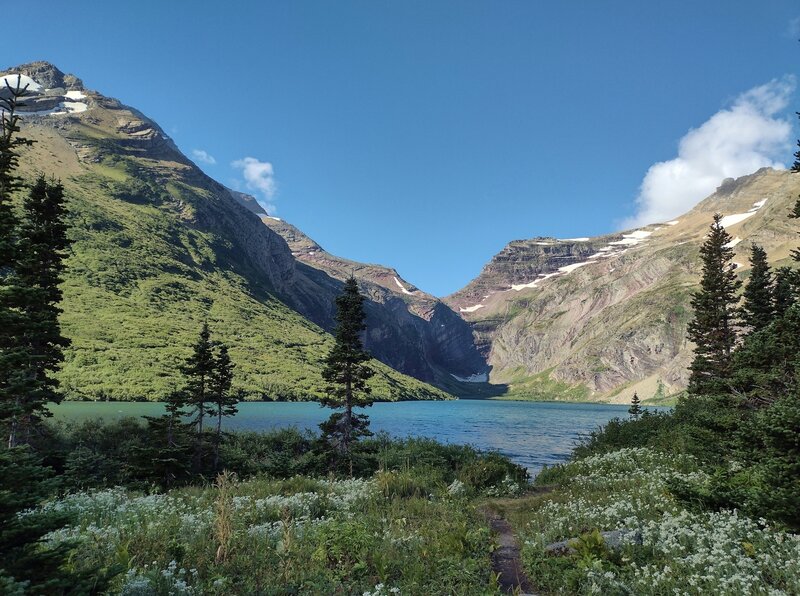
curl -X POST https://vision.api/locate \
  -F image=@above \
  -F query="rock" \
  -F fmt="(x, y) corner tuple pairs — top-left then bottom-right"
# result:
(544, 529), (643, 556)
(2, 61), (83, 90)
(256, 214), (487, 386)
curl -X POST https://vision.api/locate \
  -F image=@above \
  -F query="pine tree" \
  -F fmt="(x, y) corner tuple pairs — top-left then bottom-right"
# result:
(0, 446), (118, 592)
(687, 214), (743, 395)
(0, 75), (31, 271)
(6, 177), (71, 447)
(0, 76), (33, 446)
(774, 267), (797, 316)
(628, 392), (642, 419)
(320, 277), (375, 475)
(741, 244), (775, 333)
(132, 415), (192, 488)
(180, 322), (216, 473)
(791, 111), (800, 263)
(210, 343), (236, 471)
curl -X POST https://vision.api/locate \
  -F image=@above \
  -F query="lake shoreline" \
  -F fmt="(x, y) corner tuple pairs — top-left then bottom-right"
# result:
(47, 400), (656, 473)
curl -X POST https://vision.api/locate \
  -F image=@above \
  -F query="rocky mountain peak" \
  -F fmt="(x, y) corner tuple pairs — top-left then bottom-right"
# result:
(2, 61), (83, 90)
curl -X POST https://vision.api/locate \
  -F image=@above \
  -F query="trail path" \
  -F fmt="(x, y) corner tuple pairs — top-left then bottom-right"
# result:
(480, 506), (537, 595)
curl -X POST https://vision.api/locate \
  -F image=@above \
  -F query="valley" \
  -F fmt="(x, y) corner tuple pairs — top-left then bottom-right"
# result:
(5, 61), (798, 404)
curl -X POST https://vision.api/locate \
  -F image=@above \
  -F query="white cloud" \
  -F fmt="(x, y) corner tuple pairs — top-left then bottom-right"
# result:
(625, 77), (795, 227)
(191, 149), (216, 165)
(788, 16), (800, 38)
(231, 157), (278, 213)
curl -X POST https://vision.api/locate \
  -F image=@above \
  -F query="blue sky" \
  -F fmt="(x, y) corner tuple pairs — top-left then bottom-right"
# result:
(6, 1), (800, 296)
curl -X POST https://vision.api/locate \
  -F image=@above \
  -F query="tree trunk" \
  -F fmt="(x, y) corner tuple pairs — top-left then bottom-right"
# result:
(194, 375), (206, 474)
(214, 405), (223, 471)
(345, 374), (353, 477)
(7, 415), (17, 449)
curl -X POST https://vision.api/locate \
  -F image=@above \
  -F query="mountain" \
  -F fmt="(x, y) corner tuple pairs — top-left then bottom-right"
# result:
(228, 196), (487, 388)
(3, 61), (457, 401)
(7, 61), (796, 406)
(445, 167), (800, 403)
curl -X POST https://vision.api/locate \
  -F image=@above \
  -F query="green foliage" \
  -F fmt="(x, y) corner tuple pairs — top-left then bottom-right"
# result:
(627, 391), (642, 419)
(740, 244), (775, 332)
(42, 164), (449, 402)
(744, 392), (800, 528)
(1, 97), (72, 450)
(774, 266), (798, 316)
(687, 213), (742, 395)
(570, 410), (674, 460)
(320, 277), (376, 472)
(0, 446), (117, 592)
(6, 177), (72, 446)
(210, 343), (236, 470)
(34, 474), (498, 594)
(731, 304), (800, 406)
(493, 366), (591, 402)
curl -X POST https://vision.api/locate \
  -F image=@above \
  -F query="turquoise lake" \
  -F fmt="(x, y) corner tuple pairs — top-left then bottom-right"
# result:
(49, 400), (656, 472)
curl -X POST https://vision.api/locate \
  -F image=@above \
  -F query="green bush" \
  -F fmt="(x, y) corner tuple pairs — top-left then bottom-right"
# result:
(572, 410), (674, 459)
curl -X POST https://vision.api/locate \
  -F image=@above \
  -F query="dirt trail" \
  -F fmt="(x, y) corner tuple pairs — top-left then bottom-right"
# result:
(481, 507), (537, 595)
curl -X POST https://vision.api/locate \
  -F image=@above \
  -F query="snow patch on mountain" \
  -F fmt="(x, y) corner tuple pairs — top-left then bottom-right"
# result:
(393, 277), (413, 295)
(724, 237), (742, 248)
(719, 198), (768, 228)
(450, 372), (488, 383)
(609, 229), (653, 246)
(0, 73), (89, 118)
(558, 261), (591, 274)
(507, 226), (661, 293)
(460, 304), (485, 313)
(1, 73), (42, 92)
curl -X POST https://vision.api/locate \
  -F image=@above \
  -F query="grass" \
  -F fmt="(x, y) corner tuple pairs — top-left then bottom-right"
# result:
(490, 367), (591, 402)
(44, 476), (501, 594)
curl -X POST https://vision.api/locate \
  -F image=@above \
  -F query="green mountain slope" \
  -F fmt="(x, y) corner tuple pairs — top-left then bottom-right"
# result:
(5, 62), (450, 402)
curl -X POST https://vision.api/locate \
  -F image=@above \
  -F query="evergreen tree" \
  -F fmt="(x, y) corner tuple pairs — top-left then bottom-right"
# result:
(6, 177), (71, 447)
(628, 392), (642, 419)
(0, 447), (117, 592)
(687, 214), (742, 395)
(180, 322), (216, 473)
(773, 267), (797, 316)
(731, 305), (800, 406)
(791, 111), (800, 263)
(210, 343), (236, 471)
(320, 277), (375, 475)
(0, 75), (31, 275)
(131, 415), (192, 488)
(0, 77), (33, 446)
(740, 244), (775, 333)
(0, 76), (115, 592)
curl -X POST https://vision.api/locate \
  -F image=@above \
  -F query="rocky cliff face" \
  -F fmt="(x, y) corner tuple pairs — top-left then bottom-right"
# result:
(251, 209), (487, 385)
(446, 168), (800, 402)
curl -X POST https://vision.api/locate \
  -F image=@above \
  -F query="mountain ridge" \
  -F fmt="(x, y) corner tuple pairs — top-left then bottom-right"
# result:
(3, 61), (461, 401)
(444, 166), (799, 402)
(6, 61), (797, 405)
